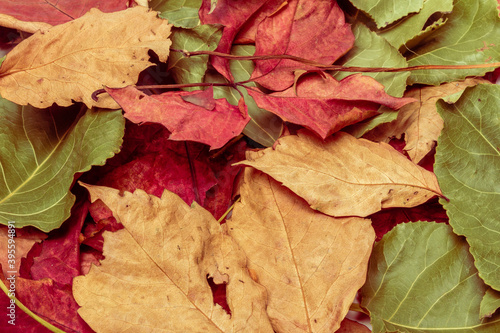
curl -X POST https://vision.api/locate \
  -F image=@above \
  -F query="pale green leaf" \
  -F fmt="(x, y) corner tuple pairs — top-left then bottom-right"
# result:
(334, 22), (409, 97)
(168, 24), (222, 91)
(344, 108), (398, 138)
(205, 45), (282, 147)
(481, 289), (500, 319)
(350, 0), (424, 28)
(361, 221), (500, 332)
(407, 0), (500, 85)
(151, 0), (202, 28)
(0, 101), (124, 232)
(434, 84), (500, 290)
(378, 0), (453, 50)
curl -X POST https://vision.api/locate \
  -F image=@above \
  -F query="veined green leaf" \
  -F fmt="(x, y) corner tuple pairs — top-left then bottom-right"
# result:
(378, 0), (453, 50)
(480, 289), (500, 319)
(344, 108), (398, 138)
(361, 221), (500, 332)
(206, 45), (282, 147)
(350, 0), (424, 28)
(168, 24), (222, 91)
(435, 84), (500, 291)
(0, 101), (124, 232)
(407, 0), (500, 85)
(151, 0), (202, 28)
(334, 22), (409, 97)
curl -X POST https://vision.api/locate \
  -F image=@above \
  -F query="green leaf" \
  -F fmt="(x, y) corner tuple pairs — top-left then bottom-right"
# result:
(206, 45), (283, 147)
(434, 84), (500, 291)
(377, 0), (453, 50)
(407, 0), (500, 85)
(333, 22), (409, 97)
(361, 221), (500, 332)
(481, 289), (500, 319)
(168, 24), (222, 91)
(0, 55), (5, 67)
(350, 0), (424, 28)
(151, 0), (202, 28)
(0, 102), (124, 232)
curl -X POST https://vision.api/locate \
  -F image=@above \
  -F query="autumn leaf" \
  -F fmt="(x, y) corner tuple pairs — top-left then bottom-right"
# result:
(350, 0), (424, 29)
(74, 183), (274, 332)
(0, 13), (52, 34)
(106, 86), (250, 149)
(0, 0), (128, 26)
(250, 0), (354, 91)
(227, 168), (375, 332)
(364, 78), (488, 163)
(248, 73), (415, 139)
(0, 99), (124, 231)
(434, 84), (500, 291)
(0, 7), (172, 108)
(361, 221), (500, 332)
(237, 130), (443, 217)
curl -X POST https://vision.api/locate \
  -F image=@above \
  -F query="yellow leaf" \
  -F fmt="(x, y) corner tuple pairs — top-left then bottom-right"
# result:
(0, 7), (171, 109)
(0, 13), (52, 34)
(364, 78), (489, 163)
(227, 168), (375, 332)
(73, 183), (273, 333)
(236, 130), (442, 217)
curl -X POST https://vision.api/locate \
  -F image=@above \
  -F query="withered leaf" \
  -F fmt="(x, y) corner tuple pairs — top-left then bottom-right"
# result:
(227, 168), (375, 332)
(74, 183), (273, 333)
(0, 7), (171, 109)
(236, 130), (443, 217)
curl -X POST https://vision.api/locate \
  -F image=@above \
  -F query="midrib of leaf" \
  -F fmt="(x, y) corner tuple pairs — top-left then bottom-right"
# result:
(269, 182), (313, 332)
(0, 106), (75, 206)
(123, 227), (225, 332)
(383, 316), (500, 331)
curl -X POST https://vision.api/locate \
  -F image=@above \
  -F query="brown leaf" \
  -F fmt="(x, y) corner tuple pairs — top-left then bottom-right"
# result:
(227, 168), (375, 332)
(0, 13), (52, 34)
(364, 78), (489, 163)
(0, 7), (171, 108)
(236, 130), (443, 217)
(74, 183), (274, 333)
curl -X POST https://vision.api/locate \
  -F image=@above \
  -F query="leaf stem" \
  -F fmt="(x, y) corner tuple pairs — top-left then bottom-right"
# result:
(349, 302), (369, 315)
(0, 277), (66, 333)
(217, 197), (241, 224)
(170, 48), (500, 72)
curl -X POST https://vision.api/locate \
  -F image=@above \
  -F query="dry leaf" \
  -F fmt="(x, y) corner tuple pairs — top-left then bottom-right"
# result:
(0, 7), (171, 109)
(236, 130), (443, 217)
(73, 183), (273, 333)
(0, 13), (52, 34)
(364, 78), (488, 163)
(227, 168), (375, 332)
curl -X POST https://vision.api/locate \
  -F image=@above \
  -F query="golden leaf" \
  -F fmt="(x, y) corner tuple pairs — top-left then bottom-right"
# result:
(0, 7), (171, 109)
(236, 130), (443, 217)
(227, 168), (375, 332)
(73, 183), (273, 333)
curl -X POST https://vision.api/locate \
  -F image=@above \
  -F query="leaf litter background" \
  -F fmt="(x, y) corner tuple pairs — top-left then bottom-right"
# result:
(0, 0), (499, 332)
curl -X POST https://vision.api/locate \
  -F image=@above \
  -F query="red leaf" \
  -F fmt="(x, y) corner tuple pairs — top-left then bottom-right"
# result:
(199, 0), (273, 80)
(251, 0), (355, 91)
(248, 74), (416, 138)
(0, 0), (128, 26)
(106, 86), (250, 149)
(28, 201), (88, 285)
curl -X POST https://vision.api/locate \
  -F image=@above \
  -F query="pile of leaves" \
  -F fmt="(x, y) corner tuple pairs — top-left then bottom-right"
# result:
(0, 0), (499, 332)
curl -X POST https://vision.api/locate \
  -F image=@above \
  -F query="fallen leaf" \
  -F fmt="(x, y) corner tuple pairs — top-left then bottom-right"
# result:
(361, 221), (500, 332)
(0, 226), (47, 278)
(480, 288), (500, 319)
(0, 0), (128, 26)
(336, 318), (371, 333)
(106, 86), (250, 149)
(236, 130), (443, 217)
(74, 183), (274, 332)
(199, 0), (271, 81)
(251, 0), (354, 91)
(248, 74), (415, 139)
(434, 84), (500, 291)
(153, 0), (202, 28)
(0, 7), (172, 108)
(364, 78), (487, 163)
(227, 168), (375, 332)
(407, 0), (500, 85)
(0, 13), (52, 34)
(350, 0), (423, 29)
(0, 100), (124, 232)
